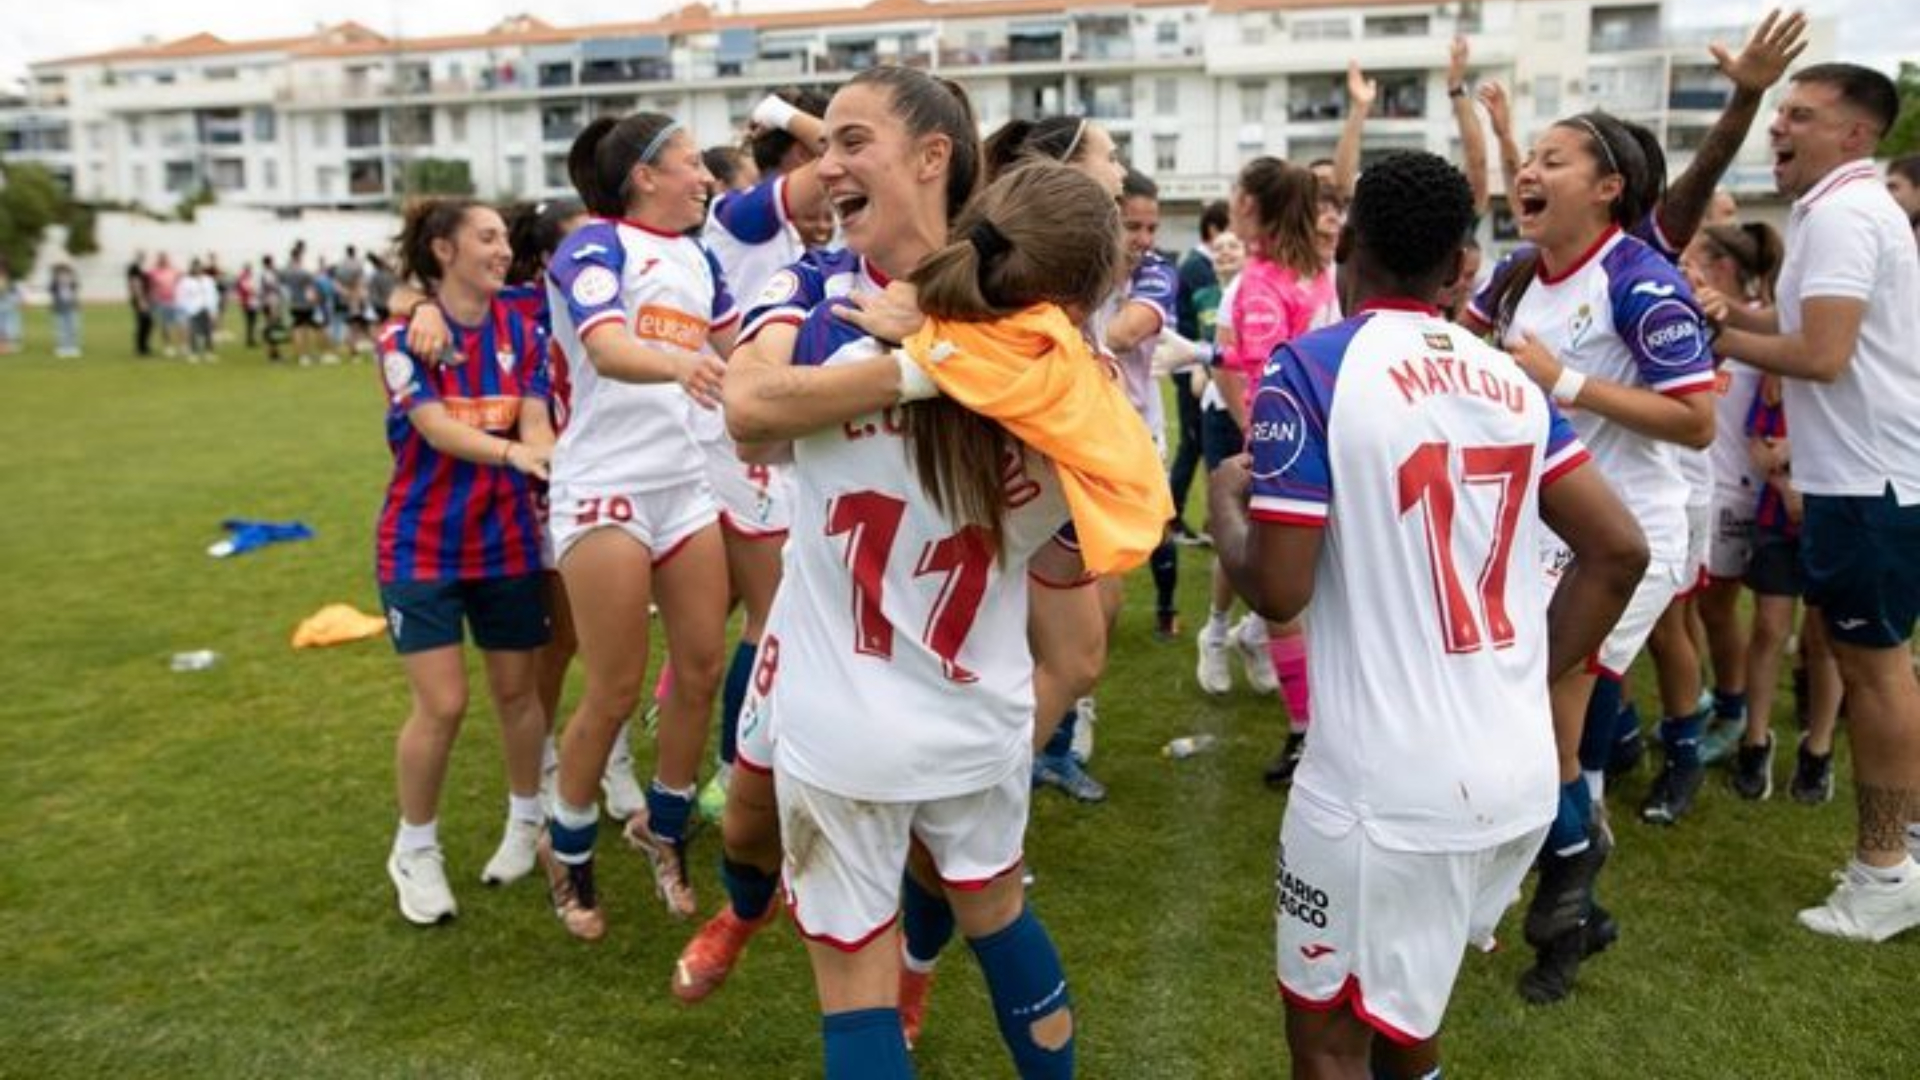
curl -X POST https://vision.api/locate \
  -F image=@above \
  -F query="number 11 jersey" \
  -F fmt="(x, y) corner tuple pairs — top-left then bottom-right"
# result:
(1249, 302), (1589, 853)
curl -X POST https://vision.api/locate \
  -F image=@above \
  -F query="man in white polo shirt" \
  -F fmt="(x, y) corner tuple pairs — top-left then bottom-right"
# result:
(1713, 62), (1920, 943)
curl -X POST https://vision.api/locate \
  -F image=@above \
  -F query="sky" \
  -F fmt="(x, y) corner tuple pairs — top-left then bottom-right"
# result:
(2, 0), (1911, 84)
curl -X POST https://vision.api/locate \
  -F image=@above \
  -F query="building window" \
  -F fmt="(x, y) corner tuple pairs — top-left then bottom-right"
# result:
(543, 153), (569, 191)
(447, 107), (467, 143)
(541, 103), (581, 143)
(1155, 21), (1179, 46)
(209, 158), (246, 192)
(345, 109), (382, 149)
(538, 61), (574, 88)
(1533, 76), (1561, 117)
(1154, 134), (1178, 174)
(253, 108), (276, 143)
(347, 158), (385, 196)
(164, 161), (197, 194)
(389, 106), (434, 148)
(1112, 132), (1133, 166)
(1290, 17), (1352, 42)
(1364, 15), (1430, 38)
(1240, 82), (1265, 124)
(1155, 78), (1178, 116)
(264, 158), (278, 190)
(127, 117), (143, 147)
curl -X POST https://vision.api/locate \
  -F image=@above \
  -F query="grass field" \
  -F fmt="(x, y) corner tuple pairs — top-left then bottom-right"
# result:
(1, 305), (1915, 1079)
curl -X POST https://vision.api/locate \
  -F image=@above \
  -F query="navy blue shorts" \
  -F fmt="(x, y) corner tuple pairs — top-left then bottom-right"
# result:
(1745, 527), (1805, 598)
(1201, 408), (1245, 471)
(1801, 487), (1920, 648)
(378, 574), (551, 655)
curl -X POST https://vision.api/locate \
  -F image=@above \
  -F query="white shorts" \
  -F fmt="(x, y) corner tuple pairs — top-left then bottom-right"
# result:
(1593, 554), (1692, 677)
(1677, 501), (1712, 598)
(735, 637), (778, 775)
(1276, 812), (1548, 1045)
(703, 440), (792, 538)
(1706, 488), (1757, 582)
(776, 758), (1030, 950)
(548, 480), (719, 568)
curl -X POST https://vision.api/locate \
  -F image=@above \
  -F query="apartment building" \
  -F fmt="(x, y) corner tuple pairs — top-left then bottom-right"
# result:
(0, 1), (1831, 219)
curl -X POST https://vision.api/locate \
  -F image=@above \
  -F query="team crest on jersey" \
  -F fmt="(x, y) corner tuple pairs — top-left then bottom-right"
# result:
(496, 349), (516, 373)
(1568, 303), (1594, 348)
(1247, 385), (1309, 479)
(570, 266), (620, 307)
(1423, 331), (1454, 352)
(382, 351), (417, 397)
(756, 269), (801, 309)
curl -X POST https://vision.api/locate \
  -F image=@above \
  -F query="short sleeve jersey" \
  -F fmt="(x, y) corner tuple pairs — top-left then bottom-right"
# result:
(1775, 161), (1920, 504)
(374, 302), (549, 584)
(1746, 392), (1795, 536)
(498, 282), (572, 433)
(757, 304), (1072, 803)
(1249, 303), (1589, 852)
(546, 219), (739, 495)
(1096, 251), (1179, 437)
(738, 247), (889, 344)
(1470, 228), (1713, 561)
(704, 174), (806, 314)
(1224, 258), (1339, 412)
(1708, 358), (1764, 497)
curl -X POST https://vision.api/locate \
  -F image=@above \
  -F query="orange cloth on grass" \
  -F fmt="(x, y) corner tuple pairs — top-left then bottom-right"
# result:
(903, 304), (1173, 575)
(292, 603), (391, 649)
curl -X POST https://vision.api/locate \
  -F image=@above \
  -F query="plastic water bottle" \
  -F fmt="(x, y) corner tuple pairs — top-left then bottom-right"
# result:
(169, 650), (221, 672)
(1162, 734), (1218, 760)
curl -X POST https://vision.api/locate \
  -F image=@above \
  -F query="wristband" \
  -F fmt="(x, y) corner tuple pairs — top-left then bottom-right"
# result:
(1448, 85), (1467, 99)
(751, 94), (802, 133)
(1195, 341), (1218, 367)
(1550, 367), (1587, 406)
(893, 347), (941, 403)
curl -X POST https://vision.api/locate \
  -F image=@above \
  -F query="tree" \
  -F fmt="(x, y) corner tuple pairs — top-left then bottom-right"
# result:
(402, 158), (476, 198)
(1882, 61), (1920, 159)
(0, 163), (68, 277)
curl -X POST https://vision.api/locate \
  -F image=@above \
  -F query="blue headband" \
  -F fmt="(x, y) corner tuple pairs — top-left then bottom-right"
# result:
(640, 121), (683, 165)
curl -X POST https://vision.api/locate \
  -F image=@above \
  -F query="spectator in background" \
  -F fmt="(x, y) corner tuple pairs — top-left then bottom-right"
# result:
(49, 262), (82, 359)
(281, 244), (325, 366)
(702, 145), (757, 196)
(179, 257), (217, 361)
(1170, 199), (1230, 545)
(127, 250), (153, 357)
(236, 263), (259, 348)
(335, 244), (373, 355)
(1887, 155), (1920, 249)
(367, 253), (397, 322)
(0, 259), (21, 354)
(147, 253), (183, 358)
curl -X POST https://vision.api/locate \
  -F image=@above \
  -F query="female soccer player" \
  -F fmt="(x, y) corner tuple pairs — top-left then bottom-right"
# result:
(1463, 110), (1715, 1001)
(374, 197), (556, 925)
(537, 111), (736, 941)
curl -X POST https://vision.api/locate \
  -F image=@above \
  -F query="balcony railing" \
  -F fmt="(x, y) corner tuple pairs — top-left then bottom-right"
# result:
(1668, 88), (1730, 111)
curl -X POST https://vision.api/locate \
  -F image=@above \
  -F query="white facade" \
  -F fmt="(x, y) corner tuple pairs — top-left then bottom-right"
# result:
(0, 1), (1833, 223)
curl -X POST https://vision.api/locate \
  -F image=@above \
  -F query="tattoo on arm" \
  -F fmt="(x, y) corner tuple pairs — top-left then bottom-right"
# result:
(1658, 90), (1759, 250)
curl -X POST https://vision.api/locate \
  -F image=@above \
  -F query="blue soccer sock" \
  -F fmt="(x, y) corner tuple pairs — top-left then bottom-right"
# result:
(900, 871), (955, 970)
(1661, 708), (1708, 769)
(1149, 539), (1177, 618)
(1713, 689), (1747, 721)
(720, 640), (756, 767)
(968, 907), (1074, 1080)
(1545, 779), (1593, 858)
(549, 799), (599, 865)
(646, 779), (696, 846)
(1041, 710), (1075, 761)
(1577, 676), (1625, 775)
(721, 857), (778, 922)
(822, 1008), (915, 1079)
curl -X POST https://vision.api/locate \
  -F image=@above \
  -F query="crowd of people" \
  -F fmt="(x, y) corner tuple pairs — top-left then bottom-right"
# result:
(347, 8), (1920, 1078)
(118, 242), (399, 365)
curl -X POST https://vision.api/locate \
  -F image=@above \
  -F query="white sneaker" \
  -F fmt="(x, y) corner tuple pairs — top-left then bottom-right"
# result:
(1233, 615), (1279, 695)
(481, 818), (544, 886)
(1796, 865), (1920, 943)
(603, 750), (646, 821)
(1069, 697), (1097, 765)
(388, 846), (457, 925)
(1196, 622), (1233, 695)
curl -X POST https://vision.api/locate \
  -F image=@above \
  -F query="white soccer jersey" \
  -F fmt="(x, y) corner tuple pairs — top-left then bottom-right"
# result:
(1470, 229), (1715, 562)
(1094, 251), (1179, 447)
(1249, 302), (1590, 852)
(704, 174), (806, 314)
(753, 306), (1073, 803)
(1708, 359), (1764, 496)
(1776, 160), (1920, 504)
(546, 218), (740, 495)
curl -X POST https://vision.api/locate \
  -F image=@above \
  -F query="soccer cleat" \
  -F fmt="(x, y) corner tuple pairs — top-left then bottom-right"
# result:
(624, 809), (699, 918)
(1233, 615), (1279, 695)
(1195, 622), (1233, 695)
(1070, 697), (1097, 765)
(1796, 868), (1920, 943)
(1788, 741), (1835, 805)
(1525, 826), (1611, 948)
(1699, 712), (1748, 767)
(1262, 732), (1306, 789)
(535, 835), (606, 941)
(1640, 756), (1706, 826)
(899, 966), (936, 1050)
(1517, 926), (1585, 1005)
(603, 748), (647, 822)
(388, 846), (458, 926)
(1170, 522), (1211, 547)
(1033, 752), (1107, 803)
(1729, 734), (1774, 802)
(480, 818), (544, 886)
(672, 903), (777, 1003)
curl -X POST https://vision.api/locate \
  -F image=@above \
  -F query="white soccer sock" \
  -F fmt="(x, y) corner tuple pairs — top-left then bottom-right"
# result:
(541, 735), (559, 772)
(1582, 769), (1605, 802)
(1206, 609), (1230, 635)
(395, 817), (439, 853)
(554, 799), (598, 831)
(508, 793), (545, 825)
(1849, 856), (1914, 886)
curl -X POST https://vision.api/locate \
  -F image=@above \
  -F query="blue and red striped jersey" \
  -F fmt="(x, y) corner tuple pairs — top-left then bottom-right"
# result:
(375, 299), (550, 583)
(1746, 392), (1795, 535)
(500, 281), (572, 433)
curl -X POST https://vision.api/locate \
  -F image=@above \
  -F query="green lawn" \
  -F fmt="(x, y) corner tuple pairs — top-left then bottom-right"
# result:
(1, 306), (1914, 1079)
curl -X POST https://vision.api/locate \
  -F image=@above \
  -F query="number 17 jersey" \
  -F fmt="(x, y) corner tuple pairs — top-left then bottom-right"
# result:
(755, 306), (1071, 804)
(1249, 303), (1589, 852)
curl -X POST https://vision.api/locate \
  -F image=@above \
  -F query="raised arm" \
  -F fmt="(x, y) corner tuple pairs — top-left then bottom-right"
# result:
(1447, 36), (1491, 216)
(1332, 60), (1377, 201)
(1476, 81), (1522, 202)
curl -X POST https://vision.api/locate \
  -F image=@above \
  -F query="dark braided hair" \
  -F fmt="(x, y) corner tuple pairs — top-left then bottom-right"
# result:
(1348, 152), (1475, 286)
